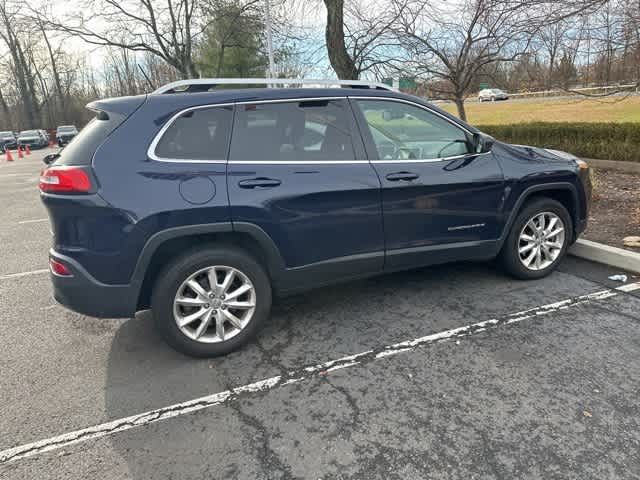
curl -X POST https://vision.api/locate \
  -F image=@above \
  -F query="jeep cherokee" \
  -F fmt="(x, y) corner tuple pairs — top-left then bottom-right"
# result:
(40, 79), (591, 357)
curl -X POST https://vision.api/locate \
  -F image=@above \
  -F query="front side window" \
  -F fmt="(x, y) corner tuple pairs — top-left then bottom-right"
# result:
(154, 106), (233, 160)
(354, 99), (471, 161)
(229, 99), (356, 161)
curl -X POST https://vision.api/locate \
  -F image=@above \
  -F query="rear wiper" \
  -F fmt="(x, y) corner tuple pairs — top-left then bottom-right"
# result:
(43, 153), (60, 165)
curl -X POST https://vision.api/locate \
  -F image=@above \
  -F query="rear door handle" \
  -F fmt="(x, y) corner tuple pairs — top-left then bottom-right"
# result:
(385, 172), (419, 182)
(238, 177), (282, 189)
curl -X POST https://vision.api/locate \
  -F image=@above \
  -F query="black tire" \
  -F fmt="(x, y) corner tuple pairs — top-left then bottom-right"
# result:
(499, 197), (573, 280)
(151, 245), (272, 357)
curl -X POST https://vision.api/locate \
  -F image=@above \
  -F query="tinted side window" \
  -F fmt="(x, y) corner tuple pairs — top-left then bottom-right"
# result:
(155, 106), (233, 160)
(355, 100), (470, 160)
(229, 100), (355, 161)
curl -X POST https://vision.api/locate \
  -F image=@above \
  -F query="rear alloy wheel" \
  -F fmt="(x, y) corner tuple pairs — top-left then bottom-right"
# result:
(500, 198), (572, 280)
(152, 246), (271, 357)
(173, 266), (256, 343)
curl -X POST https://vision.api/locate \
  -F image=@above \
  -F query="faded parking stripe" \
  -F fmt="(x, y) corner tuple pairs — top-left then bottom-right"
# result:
(1, 281), (638, 465)
(0, 269), (49, 281)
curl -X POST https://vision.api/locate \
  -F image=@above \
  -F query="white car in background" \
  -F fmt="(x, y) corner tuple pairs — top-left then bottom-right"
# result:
(478, 88), (509, 102)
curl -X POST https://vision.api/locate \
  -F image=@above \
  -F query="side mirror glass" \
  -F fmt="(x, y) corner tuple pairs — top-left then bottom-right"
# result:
(481, 135), (495, 153)
(473, 133), (494, 153)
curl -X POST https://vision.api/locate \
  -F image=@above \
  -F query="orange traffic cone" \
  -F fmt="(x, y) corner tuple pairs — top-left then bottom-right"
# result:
(5, 149), (13, 161)
(25, 145), (31, 155)
(17, 146), (24, 159)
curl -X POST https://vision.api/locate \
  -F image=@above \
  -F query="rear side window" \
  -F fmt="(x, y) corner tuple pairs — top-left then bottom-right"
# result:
(229, 99), (356, 161)
(55, 111), (126, 166)
(154, 106), (233, 161)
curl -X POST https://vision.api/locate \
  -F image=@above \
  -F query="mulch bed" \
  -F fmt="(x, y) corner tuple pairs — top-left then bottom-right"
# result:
(583, 169), (640, 252)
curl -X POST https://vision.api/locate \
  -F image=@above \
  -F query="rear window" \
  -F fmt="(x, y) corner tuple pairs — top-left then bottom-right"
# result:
(54, 111), (125, 166)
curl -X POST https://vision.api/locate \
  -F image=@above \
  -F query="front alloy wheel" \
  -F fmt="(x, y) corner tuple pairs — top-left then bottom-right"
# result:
(517, 212), (565, 271)
(499, 198), (572, 280)
(174, 266), (256, 343)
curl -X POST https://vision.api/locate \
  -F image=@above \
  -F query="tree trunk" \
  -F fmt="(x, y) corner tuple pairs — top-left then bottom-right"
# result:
(215, 43), (226, 77)
(41, 24), (66, 120)
(323, 0), (358, 79)
(454, 95), (467, 121)
(0, 89), (12, 130)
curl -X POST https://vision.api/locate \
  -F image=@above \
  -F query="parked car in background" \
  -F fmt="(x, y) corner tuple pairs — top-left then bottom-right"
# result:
(478, 88), (509, 102)
(40, 78), (591, 358)
(56, 125), (78, 146)
(18, 129), (48, 149)
(0, 131), (17, 151)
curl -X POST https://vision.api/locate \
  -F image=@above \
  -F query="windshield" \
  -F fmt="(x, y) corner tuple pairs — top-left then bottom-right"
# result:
(19, 130), (38, 136)
(57, 126), (76, 133)
(0, 131), (13, 138)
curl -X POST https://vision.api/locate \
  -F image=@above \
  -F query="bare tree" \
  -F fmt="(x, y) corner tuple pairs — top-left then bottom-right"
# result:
(392, 0), (536, 120)
(323, 0), (402, 79)
(0, 0), (40, 127)
(42, 0), (207, 78)
(539, 16), (574, 88)
(323, 0), (357, 78)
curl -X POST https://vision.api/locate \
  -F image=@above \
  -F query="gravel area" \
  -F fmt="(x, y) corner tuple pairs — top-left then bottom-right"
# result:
(584, 169), (640, 251)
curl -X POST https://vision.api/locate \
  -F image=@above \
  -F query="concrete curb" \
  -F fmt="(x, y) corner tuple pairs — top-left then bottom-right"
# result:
(582, 158), (640, 174)
(569, 238), (640, 274)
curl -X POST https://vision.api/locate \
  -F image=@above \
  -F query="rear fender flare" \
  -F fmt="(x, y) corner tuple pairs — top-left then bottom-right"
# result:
(130, 222), (286, 290)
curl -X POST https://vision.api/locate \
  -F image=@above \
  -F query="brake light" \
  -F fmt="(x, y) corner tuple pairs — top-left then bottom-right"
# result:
(39, 166), (92, 193)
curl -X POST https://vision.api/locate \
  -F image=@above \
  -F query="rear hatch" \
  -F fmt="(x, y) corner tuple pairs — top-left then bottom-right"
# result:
(40, 95), (146, 282)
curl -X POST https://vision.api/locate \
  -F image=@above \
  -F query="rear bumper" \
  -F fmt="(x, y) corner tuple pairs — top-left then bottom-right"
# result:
(49, 250), (138, 318)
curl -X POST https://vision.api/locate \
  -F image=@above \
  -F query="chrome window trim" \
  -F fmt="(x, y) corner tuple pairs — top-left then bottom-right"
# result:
(371, 152), (492, 164)
(148, 97), (347, 163)
(228, 160), (370, 165)
(147, 95), (480, 164)
(147, 102), (233, 163)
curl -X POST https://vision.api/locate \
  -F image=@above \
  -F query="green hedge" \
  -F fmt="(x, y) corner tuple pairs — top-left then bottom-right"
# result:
(477, 122), (640, 163)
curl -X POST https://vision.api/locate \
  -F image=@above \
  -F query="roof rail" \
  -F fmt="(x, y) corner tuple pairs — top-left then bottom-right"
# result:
(151, 78), (396, 94)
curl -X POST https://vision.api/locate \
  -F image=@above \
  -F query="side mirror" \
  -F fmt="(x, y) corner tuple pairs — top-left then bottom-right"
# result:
(43, 153), (59, 165)
(472, 133), (495, 153)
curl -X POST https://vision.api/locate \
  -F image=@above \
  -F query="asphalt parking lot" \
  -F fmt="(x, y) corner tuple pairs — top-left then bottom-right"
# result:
(1, 149), (639, 480)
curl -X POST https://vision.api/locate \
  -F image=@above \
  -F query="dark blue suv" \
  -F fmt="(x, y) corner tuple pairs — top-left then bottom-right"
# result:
(40, 79), (591, 357)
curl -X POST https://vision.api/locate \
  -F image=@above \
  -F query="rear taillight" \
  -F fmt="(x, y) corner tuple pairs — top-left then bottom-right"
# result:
(39, 166), (92, 193)
(49, 257), (73, 277)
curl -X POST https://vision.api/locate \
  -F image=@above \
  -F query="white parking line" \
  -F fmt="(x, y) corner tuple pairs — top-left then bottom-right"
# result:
(17, 218), (48, 224)
(0, 269), (49, 281)
(1, 281), (638, 464)
(0, 173), (34, 178)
